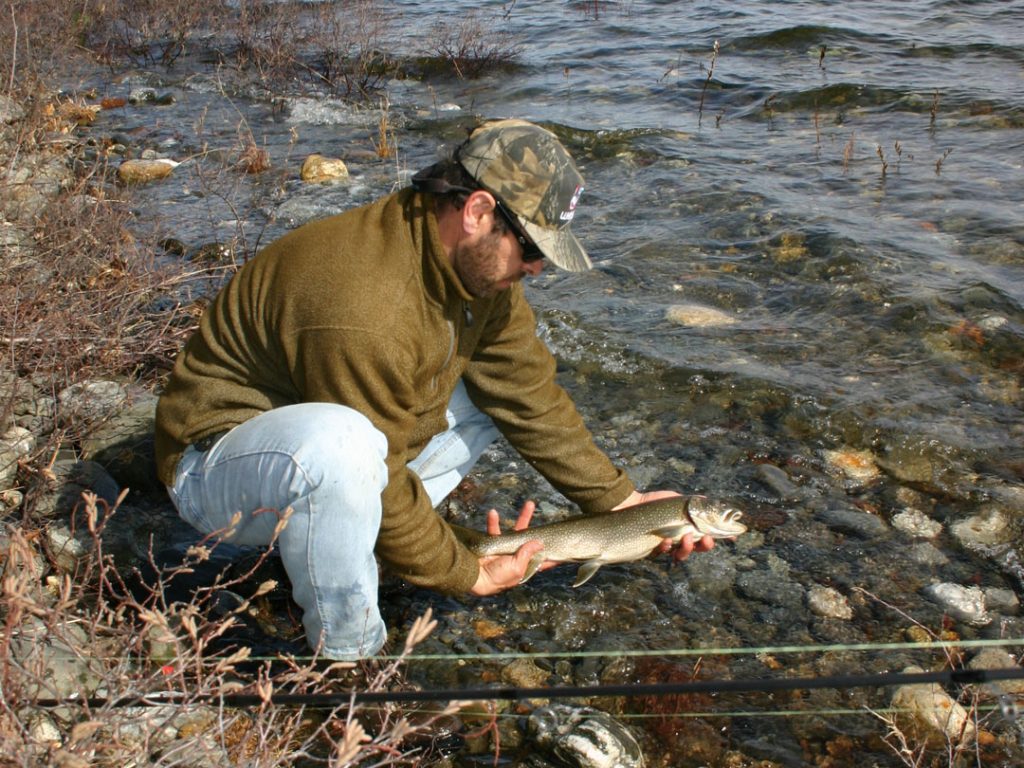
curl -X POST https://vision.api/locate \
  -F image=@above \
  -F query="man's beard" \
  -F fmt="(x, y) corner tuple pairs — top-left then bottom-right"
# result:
(452, 228), (506, 298)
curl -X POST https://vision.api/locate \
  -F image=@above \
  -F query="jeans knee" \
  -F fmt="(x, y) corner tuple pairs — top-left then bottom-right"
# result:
(290, 405), (388, 496)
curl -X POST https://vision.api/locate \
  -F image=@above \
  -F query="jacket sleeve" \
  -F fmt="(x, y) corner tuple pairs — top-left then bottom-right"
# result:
(463, 286), (635, 514)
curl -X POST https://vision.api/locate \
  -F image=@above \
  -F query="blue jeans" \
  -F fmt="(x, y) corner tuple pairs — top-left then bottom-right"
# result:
(167, 381), (499, 660)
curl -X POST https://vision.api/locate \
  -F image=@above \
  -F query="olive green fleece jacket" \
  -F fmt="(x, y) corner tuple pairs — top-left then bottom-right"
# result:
(155, 189), (635, 594)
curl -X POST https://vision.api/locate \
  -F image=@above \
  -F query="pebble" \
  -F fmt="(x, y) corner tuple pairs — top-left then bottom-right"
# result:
(983, 587), (1019, 615)
(891, 508), (942, 538)
(807, 585), (853, 620)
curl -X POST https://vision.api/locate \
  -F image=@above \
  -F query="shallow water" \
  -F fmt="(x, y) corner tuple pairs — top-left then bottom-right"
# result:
(72, 1), (1023, 764)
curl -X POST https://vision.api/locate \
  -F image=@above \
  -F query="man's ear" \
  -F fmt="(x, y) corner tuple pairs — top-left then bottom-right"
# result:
(461, 190), (497, 235)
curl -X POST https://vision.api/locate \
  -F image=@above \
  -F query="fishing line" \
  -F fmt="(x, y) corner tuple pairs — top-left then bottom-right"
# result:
(390, 636), (1023, 663)
(33, 661), (1024, 710)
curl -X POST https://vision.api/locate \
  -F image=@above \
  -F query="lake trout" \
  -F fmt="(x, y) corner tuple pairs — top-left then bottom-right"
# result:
(458, 496), (747, 587)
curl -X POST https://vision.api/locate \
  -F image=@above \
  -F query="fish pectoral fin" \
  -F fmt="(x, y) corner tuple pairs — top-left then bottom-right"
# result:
(572, 560), (603, 588)
(650, 524), (693, 541)
(519, 553), (546, 584)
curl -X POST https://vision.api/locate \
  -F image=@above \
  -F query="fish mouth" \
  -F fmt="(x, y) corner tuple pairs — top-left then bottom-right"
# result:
(689, 501), (747, 536)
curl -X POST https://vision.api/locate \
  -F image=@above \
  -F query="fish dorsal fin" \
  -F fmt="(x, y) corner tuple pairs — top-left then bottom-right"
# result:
(572, 560), (602, 587)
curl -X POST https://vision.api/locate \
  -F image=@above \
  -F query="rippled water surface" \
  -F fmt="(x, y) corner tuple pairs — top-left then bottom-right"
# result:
(76, 1), (1024, 764)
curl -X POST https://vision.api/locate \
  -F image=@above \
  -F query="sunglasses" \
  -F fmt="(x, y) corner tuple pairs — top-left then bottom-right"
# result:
(492, 197), (545, 263)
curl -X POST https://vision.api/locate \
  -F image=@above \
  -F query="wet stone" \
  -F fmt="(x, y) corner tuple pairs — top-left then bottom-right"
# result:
(678, 550), (738, 598)
(735, 570), (805, 611)
(908, 541), (950, 567)
(815, 503), (888, 539)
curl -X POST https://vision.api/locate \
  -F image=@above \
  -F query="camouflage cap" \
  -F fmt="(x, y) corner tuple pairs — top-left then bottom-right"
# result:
(457, 119), (592, 271)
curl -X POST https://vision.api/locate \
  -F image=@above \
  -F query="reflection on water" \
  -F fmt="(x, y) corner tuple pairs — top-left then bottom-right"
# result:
(75, 0), (1023, 763)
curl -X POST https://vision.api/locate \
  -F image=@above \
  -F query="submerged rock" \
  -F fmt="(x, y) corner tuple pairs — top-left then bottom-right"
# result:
(525, 704), (644, 768)
(664, 303), (738, 328)
(951, 507), (1014, 549)
(822, 447), (881, 488)
(892, 508), (942, 539)
(807, 585), (853, 620)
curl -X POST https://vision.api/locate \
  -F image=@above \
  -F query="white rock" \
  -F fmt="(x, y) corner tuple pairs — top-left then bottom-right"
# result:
(923, 583), (991, 626)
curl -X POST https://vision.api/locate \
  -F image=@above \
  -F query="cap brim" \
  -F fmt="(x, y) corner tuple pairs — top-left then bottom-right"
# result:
(521, 218), (592, 272)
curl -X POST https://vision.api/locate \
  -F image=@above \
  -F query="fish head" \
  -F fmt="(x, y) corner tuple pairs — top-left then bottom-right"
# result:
(686, 496), (747, 538)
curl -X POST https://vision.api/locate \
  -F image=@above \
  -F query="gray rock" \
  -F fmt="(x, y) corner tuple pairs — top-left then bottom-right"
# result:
(8, 616), (108, 699)
(816, 504), (889, 538)
(0, 426), (35, 488)
(907, 542), (950, 566)
(984, 587), (1020, 615)
(0, 94), (25, 123)
(31, 459), (121, 519)
(967, 648), (1024, 695)
(80, 390), (159, 492)
(526, 704), (644, 768)
(57, 379), (127, 424)
(736, 570), (805, 610)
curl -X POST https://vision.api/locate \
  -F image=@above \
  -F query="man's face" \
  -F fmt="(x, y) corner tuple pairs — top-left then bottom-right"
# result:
(453, 218), (544, 298)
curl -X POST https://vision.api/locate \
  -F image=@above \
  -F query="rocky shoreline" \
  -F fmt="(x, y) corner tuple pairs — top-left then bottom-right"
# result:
(4, 82), (1024, 767)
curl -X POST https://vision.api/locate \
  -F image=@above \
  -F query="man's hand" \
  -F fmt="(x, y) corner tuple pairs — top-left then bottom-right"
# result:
(469, 500), (547, 596)
(611, 489), (715, 562)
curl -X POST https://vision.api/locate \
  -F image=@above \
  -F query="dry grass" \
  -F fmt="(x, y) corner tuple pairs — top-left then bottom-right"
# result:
(0, 494), (463, 767)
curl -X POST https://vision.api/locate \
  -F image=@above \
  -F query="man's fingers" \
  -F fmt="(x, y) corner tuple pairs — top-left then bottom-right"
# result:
(513, 500), (536, 531)
(485, 508), (501, 536)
